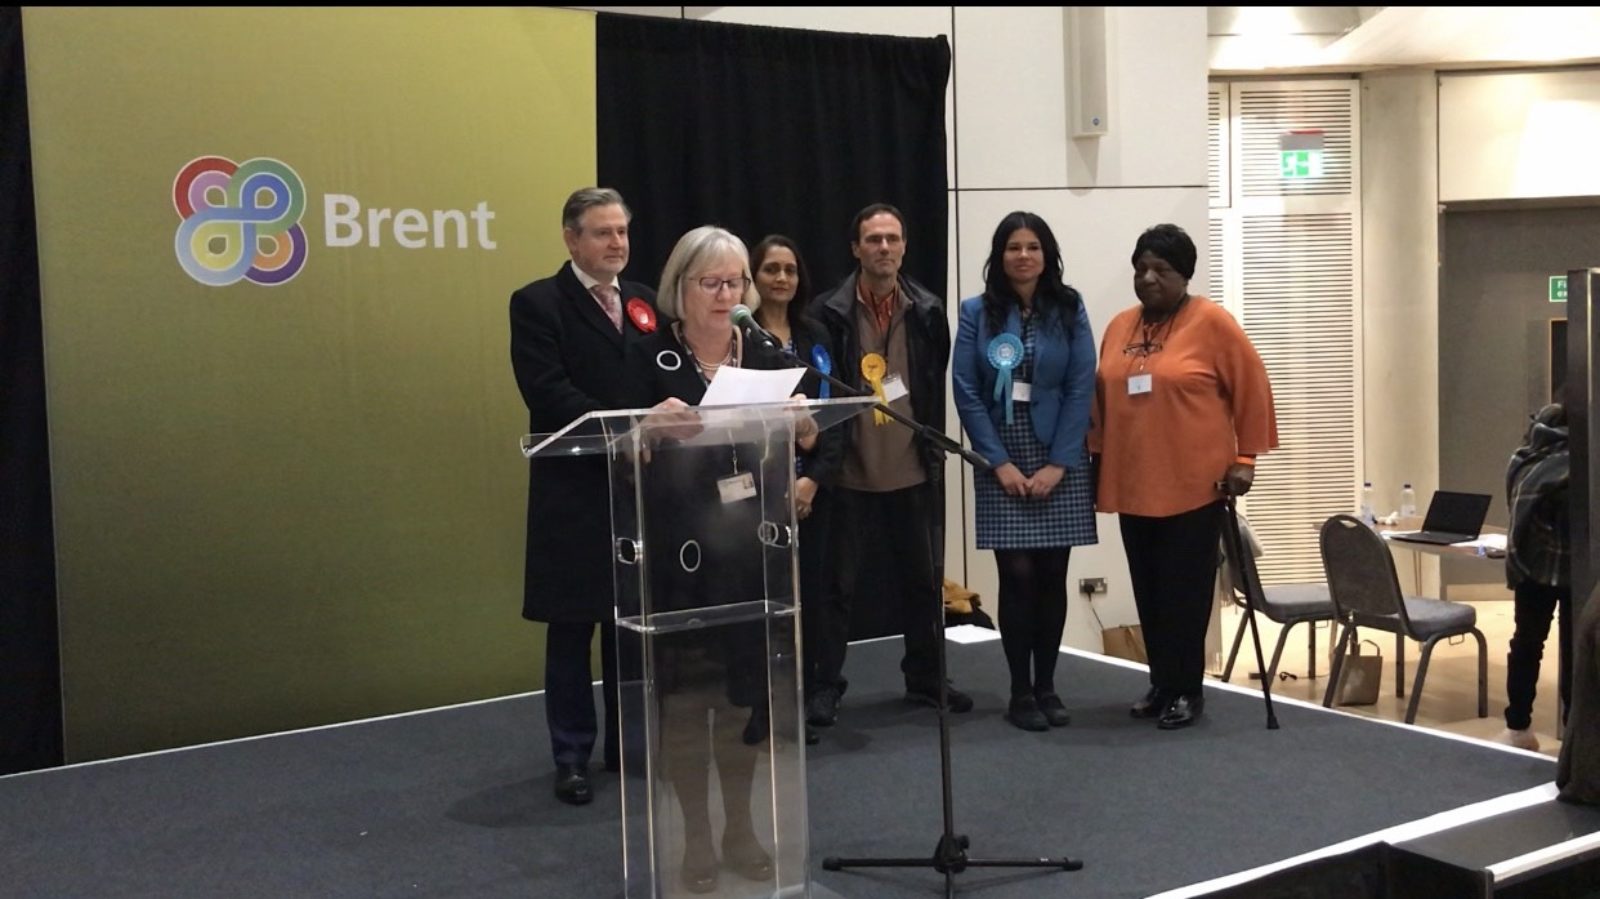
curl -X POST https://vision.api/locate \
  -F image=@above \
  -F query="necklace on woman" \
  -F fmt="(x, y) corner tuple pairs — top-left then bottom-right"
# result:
(696, 342), (734, 373)
(681, 326), (736, 376)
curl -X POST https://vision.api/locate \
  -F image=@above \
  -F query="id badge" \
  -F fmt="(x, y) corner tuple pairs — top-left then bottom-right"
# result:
(1128, 373), (1152, 395)
(1012, 380), (1032, 403)
(882, 374), (910, 402)
(717, 472), (757, 504)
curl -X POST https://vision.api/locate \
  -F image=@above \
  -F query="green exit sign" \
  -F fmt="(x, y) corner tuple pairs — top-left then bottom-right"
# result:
(1551, 275), (1568, 303)
(1280, 149), (1323, 179)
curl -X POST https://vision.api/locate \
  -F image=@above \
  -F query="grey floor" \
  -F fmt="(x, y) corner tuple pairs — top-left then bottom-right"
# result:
(0, 639), (1557, 898)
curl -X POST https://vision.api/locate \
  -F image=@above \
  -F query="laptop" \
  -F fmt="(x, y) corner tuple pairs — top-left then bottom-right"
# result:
(1387, 490), (1493, 545)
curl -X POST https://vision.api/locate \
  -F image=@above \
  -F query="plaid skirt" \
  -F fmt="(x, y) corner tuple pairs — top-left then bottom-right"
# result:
(973, 405), (1097, 550)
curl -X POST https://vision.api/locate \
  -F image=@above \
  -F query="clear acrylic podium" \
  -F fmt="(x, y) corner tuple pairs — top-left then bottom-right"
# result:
(523, 397), (873, 899)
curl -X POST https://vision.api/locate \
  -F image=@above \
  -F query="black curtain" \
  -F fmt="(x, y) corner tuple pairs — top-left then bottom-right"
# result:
(0, 7), (63, 774)
(597, 16), (951, 643)
(596, 15), (950, 297)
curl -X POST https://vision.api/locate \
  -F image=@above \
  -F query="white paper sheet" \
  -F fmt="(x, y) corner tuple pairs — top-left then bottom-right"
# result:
(944, 624), (1002, 644)
(1451, 533), (1508, 551)
(697, 366), (805, 407)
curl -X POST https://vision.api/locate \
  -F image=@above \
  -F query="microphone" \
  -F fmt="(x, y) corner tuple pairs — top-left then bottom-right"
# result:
(730, 304), (783, 353)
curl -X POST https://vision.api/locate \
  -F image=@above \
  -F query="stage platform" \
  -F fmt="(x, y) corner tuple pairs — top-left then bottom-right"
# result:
(1, 633), (1590, 898)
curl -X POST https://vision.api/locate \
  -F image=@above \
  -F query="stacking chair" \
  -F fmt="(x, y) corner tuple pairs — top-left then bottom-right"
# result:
(1318, 514), (1488, 724)
(1217, 517), (1336, 684)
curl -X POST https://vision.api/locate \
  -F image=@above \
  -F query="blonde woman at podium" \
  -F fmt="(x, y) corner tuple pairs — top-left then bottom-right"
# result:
(621, 225), (815, 895)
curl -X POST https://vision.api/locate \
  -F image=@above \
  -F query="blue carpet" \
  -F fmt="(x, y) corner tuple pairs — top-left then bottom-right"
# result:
(0, 638), (1555, 898)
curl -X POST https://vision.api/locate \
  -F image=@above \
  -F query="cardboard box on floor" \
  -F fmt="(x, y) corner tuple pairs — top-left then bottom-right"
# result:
(1102, 624), (1148, 663)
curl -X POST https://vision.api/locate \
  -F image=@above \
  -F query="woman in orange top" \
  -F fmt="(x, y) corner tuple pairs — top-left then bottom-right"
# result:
(1088, 224), (1277, 730)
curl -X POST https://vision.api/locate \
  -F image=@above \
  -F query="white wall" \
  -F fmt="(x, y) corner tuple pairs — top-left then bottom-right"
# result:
(583, 5), (1212, 651)
(1440, 69), (1600, 202)
(1361, 70), (1441, 596)
(1364, 66), (1600, 593)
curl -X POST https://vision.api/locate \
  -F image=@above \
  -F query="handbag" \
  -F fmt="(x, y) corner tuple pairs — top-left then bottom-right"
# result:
(1334, 638), (1383, 706)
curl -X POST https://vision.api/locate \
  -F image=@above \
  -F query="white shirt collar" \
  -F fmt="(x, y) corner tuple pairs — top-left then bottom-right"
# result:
(569, 261), (619, 294)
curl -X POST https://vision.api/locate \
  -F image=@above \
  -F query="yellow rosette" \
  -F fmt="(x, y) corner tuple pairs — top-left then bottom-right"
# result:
(861, 352), (889, 425)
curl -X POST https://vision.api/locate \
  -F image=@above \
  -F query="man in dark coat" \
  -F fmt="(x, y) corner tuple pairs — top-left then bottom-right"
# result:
(804, 202), (970, 727)
(1498, 403), (1570, 752)
(509, 188), (657, 806)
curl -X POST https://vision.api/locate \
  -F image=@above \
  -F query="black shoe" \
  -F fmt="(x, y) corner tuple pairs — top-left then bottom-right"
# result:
(1157, 693), (1204, 730)
(905, 681), (974, 714)
(1130, 686), (1167, 719)
(1035, 692), (1072, 727)
(1006, 694), (1049, 732)
(553, 763), (592, 806)
(742, 704), (770, 746)
(805, 725), (820, 746)
(806, 683), (845, 727)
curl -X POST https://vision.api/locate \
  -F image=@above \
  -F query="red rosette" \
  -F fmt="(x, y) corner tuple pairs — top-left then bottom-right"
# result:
(626, 298), (657, 333)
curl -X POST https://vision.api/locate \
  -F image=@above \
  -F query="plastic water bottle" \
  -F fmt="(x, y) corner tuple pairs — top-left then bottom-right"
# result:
(1400, 483), (1417, 519)
(1359, 482), (1376, 526)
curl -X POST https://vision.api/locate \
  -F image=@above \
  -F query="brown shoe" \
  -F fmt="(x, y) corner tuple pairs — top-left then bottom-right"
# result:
(681, 838), (718, 894)
(722, 830), (774, 882)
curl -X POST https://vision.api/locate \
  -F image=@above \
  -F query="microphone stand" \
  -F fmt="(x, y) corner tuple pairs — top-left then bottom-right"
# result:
(767, 339), (990, 472)
(1217, 482), (1281, 730)
(762, 336), (1084, 896)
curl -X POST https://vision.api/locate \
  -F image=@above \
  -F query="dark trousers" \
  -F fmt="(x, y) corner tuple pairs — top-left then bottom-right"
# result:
(799, 490), (834, 696)
(1119, 501), (1224, 696)
(545, 620), (619, 769)
(1505, 581), (1573, 731)
(995, 548), (1073, 698)
(812, 484), (942, 689)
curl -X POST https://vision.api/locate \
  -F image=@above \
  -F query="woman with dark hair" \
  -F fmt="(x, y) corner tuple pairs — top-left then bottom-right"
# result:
(952, 211), (1098, 731)
(1089, 223), (1277, 730)
(750, 235), (841, 743)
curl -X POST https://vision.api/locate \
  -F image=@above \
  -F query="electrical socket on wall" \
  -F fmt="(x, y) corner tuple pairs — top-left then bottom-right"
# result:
(1078, 577), (1107, 596)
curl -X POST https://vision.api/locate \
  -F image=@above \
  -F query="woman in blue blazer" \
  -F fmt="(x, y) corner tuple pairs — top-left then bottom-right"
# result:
(953, 211), (1098, 732)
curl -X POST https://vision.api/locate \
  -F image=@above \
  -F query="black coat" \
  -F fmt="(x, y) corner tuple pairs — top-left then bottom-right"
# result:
(621, 329), (789, 706)
(510, 262), (658, 623)
(809, 272), (950, 481)
(621, 328), (779, 611)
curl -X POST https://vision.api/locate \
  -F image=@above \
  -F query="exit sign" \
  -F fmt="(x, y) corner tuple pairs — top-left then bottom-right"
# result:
(1280, 149), (1323, 179)
(1551, 275), (1568, 303)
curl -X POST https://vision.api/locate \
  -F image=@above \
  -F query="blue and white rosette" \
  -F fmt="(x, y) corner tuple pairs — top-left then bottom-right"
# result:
(987, 333), (1024, 425)
(812, 345), (832, 399)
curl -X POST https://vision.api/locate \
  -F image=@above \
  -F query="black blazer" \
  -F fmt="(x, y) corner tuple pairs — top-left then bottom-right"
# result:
(620, 328), (783, 610)
(510, 262), (658, 623)
(622, 327), (784, 706)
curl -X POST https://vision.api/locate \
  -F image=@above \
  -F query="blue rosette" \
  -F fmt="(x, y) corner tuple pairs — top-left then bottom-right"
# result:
(987, 333), (1024, 425)
(812, 344), (832, 399)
